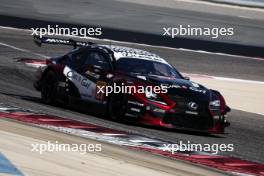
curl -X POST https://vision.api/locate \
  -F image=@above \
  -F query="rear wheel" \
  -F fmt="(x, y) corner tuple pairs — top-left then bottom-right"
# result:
(41, 71), (58, 104)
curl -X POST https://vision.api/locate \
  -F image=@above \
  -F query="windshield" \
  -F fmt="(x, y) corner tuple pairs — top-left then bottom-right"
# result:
(115, 57), (182, 78)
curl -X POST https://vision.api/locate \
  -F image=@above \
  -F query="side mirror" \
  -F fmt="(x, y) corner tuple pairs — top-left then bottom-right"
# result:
(91, 65), (104, 75)
(183, 76), (190, 80)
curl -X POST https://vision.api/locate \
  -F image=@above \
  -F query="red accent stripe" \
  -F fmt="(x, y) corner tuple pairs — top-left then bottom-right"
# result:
(0, 112), (126, 134)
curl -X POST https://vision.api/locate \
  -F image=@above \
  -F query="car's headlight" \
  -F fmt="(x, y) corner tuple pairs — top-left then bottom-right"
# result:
(209, 100), (220, 111)
(209, 100), (220, 107)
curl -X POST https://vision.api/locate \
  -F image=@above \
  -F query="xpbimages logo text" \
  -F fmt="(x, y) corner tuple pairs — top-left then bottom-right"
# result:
(163, 25), (234, 39)
(96, 83), (169, 96)
(31, 25), (102, 38)
(31, 141), (102, 155)
(162, 141), (234, 154)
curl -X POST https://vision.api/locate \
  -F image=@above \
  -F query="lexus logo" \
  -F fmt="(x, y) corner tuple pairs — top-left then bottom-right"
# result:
(188, 102), (198, 110)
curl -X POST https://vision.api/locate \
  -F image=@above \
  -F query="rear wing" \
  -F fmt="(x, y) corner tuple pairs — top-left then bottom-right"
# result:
(33, 35), (95, 49)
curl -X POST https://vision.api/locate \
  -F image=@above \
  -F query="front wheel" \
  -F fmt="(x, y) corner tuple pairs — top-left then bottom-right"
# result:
(108, 93), (128, 121)
(41, 71), (58, 104)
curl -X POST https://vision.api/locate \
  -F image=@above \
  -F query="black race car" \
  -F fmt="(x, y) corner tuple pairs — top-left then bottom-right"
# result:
(33, 36), (230, 133)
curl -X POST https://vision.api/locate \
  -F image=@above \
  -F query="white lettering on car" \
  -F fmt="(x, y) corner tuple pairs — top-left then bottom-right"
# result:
(63, 66), (96, 99)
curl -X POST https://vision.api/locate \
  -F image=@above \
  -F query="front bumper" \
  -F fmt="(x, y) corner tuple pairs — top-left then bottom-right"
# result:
(126, 99), (229, 134)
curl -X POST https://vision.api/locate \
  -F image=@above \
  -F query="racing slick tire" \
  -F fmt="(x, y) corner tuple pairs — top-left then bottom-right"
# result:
(108, 93), (128, 121)
(41, 70), (59, 104)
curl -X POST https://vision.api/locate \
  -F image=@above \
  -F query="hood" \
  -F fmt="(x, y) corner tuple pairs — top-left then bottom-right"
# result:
(137, 74), (211, 101)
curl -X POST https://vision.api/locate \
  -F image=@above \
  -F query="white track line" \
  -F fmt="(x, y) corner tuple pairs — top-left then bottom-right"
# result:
(24, 63), (47, 68)
(184, 73), (264, 85)
(214, 76), (264, 85)
(0, 26), (263, 61)
(0, 41), (49, 58)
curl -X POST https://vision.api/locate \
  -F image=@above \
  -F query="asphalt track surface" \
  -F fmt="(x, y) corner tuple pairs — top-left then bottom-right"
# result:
(1, 0), (264, 57)
(0, 27), (264, 166)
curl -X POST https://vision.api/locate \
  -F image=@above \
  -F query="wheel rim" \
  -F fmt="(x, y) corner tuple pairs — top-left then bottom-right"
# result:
(42, 84), (53, 101)
(41, 73), (56, 103)
(110, 94), (127, 120)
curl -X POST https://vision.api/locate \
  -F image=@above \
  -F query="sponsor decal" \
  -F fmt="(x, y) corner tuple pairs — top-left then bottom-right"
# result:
(110, 46), (169, 64)
(189, 87), (206, 94)
(130, 108), (140, 113)
(188, 102), (198, 111)
(128, 101), (144, 107)
(66, 70), (91, 89)
(63, 66), (96, 99)
(185, 111), (198, 115)
(162, 84), (181, 89)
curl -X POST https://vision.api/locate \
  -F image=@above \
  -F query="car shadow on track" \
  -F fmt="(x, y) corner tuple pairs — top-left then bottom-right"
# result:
(0, 91), (226, 138)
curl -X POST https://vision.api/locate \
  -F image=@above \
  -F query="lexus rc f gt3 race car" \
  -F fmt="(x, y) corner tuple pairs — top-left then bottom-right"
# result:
(33, 35), (230, 134)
